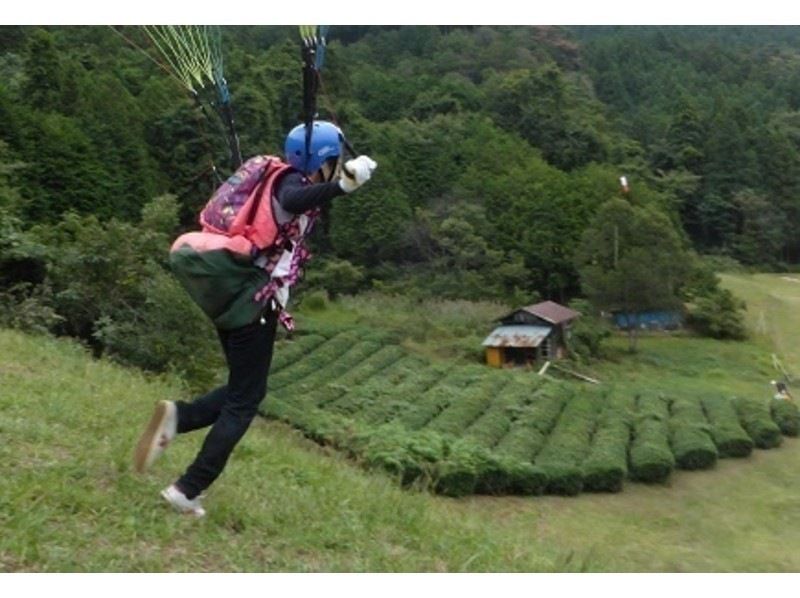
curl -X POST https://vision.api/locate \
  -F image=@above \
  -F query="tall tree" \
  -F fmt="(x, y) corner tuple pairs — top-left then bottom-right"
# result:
(22, 28), (64, 113)
(575, 198), (689, 351)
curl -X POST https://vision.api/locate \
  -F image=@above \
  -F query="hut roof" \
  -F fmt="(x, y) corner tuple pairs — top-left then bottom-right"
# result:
(499, 300), (581, 325)
(481, 325), (552, 348)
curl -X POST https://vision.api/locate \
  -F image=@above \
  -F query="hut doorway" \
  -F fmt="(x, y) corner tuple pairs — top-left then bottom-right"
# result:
(507, 347), (537, 366)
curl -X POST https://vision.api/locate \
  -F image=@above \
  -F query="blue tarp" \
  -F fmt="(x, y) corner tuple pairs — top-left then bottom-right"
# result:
(612, 311), (682, 330)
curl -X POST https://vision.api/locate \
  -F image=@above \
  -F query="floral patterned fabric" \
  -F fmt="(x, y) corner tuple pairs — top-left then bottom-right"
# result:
(252, 207), (321, 331)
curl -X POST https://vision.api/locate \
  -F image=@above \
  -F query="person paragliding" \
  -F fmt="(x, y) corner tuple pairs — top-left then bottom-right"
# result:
(772, 380), (793, 401)
(129, 25), (377, 517)
(134, 120), (377, 517)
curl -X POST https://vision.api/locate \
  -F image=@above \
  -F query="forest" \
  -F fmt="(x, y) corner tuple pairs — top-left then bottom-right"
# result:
(1, 25), (794, 375)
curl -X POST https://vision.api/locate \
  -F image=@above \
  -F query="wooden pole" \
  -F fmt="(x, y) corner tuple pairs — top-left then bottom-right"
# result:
(537, 361), (551, 376)
(549, 363), (601, 384)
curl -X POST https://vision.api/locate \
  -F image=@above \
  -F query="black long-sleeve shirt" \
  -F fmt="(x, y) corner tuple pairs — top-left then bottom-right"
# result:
(274, 171), (345, 215)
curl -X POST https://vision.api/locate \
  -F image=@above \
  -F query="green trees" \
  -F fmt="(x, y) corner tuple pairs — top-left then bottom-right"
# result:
(579, 26), (800, 263)
(484, 65), (608, 171)
(4, 24), (800, 348)
(23, 29), (65, 112)
(686, 288), (747, 340)
(575, 198), (690, 351)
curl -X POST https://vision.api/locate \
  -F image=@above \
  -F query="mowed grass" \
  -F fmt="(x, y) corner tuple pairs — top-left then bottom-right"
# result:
(720, 272), (800, 376)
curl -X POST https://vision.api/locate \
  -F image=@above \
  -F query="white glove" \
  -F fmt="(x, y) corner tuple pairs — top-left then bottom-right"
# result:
(338, 155), (377, 193)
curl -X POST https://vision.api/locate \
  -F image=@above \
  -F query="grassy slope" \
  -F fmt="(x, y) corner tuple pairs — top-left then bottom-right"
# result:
(0, 329), (563, 572)
(2, 275), (800, 571)
(719, 273), (800, 376)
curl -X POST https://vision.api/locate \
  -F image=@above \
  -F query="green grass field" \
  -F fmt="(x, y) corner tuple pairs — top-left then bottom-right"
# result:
(719, 273), (800, 377)
(2, 274), (800, 571)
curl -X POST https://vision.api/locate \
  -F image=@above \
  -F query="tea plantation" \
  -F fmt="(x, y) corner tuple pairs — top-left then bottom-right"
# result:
(261, 326), (798, 497)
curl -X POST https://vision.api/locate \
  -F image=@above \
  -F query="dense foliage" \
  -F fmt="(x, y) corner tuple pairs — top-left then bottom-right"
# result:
(3, 25), (788, 370)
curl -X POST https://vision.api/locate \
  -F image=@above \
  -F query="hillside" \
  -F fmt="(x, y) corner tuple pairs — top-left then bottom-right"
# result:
(0, 328), (567, 571)
(4, 273), (800, 570)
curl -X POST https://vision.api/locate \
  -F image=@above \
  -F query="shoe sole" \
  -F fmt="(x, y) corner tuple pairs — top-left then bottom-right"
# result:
(133, 401), (170, 473)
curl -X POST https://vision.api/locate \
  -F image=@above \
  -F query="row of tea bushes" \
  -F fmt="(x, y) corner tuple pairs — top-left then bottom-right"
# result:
(533, 393), (600, 495)
(668, 395), (718, 470)
(270, 331), (362, 390)
(269, 340), (383, 417)
(356, 423), (550, 497)
(328, 355), (421, 416)
(360, 364), (449, 425)
(733, 396), (783, 449)
(493, 388), (569, 464)
(262, 402), (549, 497)
(770, 400), (800, 437)
(263, 392), (798, 497)
(311, 345), (407, 407)
(460, 378), (547, 446)
(270, 333), (327, 373)
(700, 395), (754, 457)
(425, 373), (509, 437)
(629, 394), (675, 483)
(582, 393), (635, 492)
(288, 340), (384, 397)
(398, 368), (486, 430)
(462, 389), (520, 448)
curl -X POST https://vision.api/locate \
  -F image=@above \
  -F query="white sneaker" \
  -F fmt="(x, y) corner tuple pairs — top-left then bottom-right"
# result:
(133, 400), (177, 473)
(161, 484), (206, 518)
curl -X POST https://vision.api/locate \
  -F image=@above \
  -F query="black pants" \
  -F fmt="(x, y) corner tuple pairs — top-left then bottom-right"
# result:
(174, 310), (278, 499)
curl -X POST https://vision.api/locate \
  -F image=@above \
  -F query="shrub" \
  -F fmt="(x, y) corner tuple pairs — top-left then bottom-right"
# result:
(31, 208), (170, 344)
(432, 440), (483, 497)
(538, 462), (584, 495)
(582, 444), (626, 492)
(502, 459), (548, 495)
(398, 368), (483, 430)
(701, 395), (754, 457)
(494, 390), (568, 462)
(357, 425), (445, 487)
(733, 397), (783, 449)
(583, 393), (634, 492)
(425, 373), (501, 436)
(463, 390), (517, 448)
(299, 290), (328, 311)
(771, 400), (800, 437)
(0, 211), (48, 289)
(534, 393), (598, 495)
(629, 442), (674, 483)
(0, 281), (62, 335)
(567, 298), (611, 360)
(302, 257), (365, 300)
(92, 265), (221, 392)
(668, 396), (718, 470)
(685, 288), (747, 340)
(669, 424), (718, 470)
(629, 394), (675, 483)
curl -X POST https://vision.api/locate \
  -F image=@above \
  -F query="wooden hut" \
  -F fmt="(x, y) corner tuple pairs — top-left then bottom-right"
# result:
(482, 300), (580, 368)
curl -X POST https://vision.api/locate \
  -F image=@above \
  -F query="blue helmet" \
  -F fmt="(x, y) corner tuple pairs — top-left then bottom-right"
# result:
(284, 120), (344, 174)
